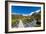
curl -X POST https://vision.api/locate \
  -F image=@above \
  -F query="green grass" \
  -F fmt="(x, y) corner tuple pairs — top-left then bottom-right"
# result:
(12, 18), (16, 25)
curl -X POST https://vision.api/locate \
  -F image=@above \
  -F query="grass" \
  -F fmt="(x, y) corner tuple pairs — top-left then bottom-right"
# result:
(12, 18), (16, 25)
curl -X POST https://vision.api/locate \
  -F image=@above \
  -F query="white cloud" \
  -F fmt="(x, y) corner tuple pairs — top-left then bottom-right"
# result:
(12, 13), (21, 15)
(22, 14), (29, 16)
(29, 12), (34, 15)
(35, 10), (40, 13)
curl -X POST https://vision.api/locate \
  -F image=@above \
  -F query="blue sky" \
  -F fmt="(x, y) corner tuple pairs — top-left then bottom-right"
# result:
(11, 6), (41, 14)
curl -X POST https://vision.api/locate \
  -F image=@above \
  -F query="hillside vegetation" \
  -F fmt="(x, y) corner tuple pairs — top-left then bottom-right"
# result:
(12, 11), (41, 27)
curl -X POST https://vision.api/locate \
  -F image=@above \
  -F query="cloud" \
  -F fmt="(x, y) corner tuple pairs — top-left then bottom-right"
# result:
(35, 10), (40, 13)
(12, 13), (21, 15)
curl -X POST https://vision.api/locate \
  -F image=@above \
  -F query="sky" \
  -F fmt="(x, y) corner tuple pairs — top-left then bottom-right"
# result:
(11, 6), (41, 14)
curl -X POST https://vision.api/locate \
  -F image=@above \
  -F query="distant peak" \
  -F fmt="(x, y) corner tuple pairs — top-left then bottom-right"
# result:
(22, 9), (40, 16)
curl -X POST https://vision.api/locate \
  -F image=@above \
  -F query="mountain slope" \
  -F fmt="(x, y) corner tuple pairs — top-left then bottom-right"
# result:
(22, 10), (40, 16)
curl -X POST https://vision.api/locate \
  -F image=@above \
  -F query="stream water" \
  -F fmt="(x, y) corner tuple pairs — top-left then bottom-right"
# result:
(18, 20), (24, 28)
